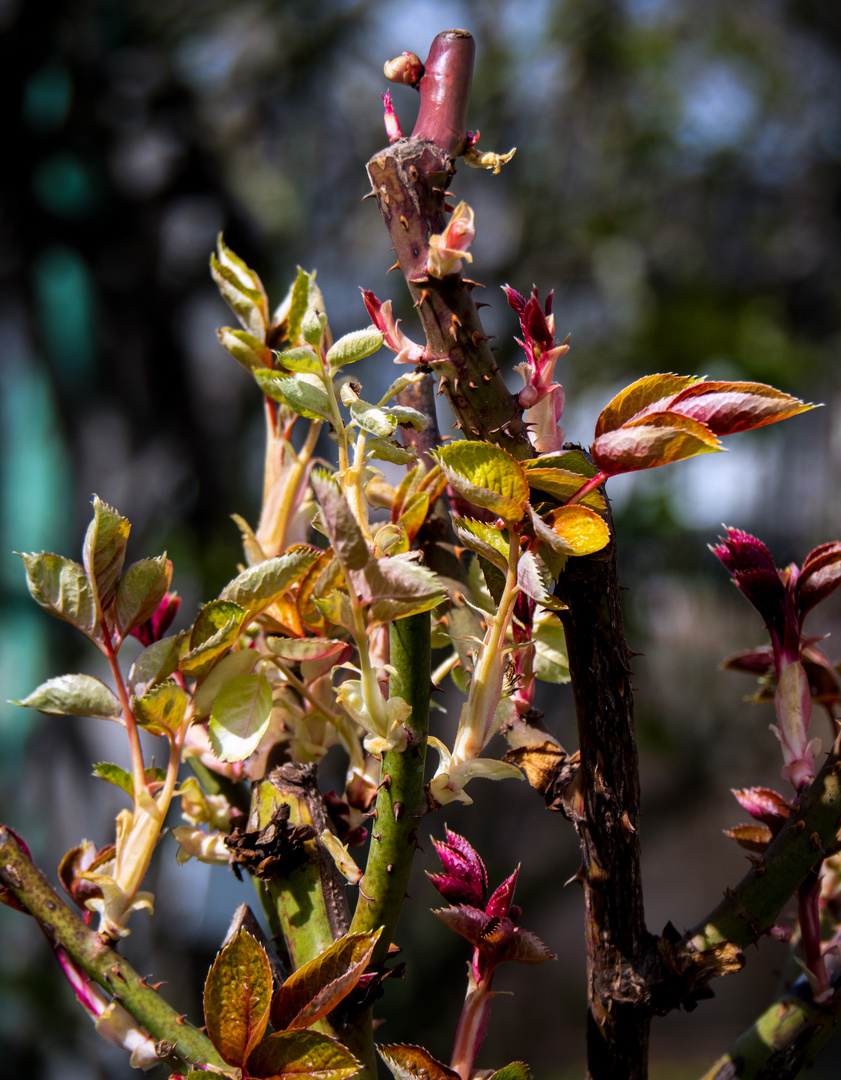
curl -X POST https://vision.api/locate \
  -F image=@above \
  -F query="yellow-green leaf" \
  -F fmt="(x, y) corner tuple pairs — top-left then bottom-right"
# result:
(217, 327), (273, 372)
(219, 550), (320, 616)
(180, 600), (247, 678)
(327, 327), (384, 369)
(487, 1064), (533, 1080)
(275, 345), (322, 376)
(204, 928), (272, 1068)
(451, 518), (509, 573)
(254, 371), (333, 421)
(595, 373), (700, 436)
(132, 679), (187, 736)
(209, 673), (273, 762)
(434, 442), (528, 523)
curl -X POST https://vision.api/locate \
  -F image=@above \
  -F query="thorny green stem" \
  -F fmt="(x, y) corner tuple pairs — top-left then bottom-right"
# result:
(0, 828), (227, 1071)
(350, 611), (431, 961)
(697, 970), (841, 1080)
(682, 739), (841, 957)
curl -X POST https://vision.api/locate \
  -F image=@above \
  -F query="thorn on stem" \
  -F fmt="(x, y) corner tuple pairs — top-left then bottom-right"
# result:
(387, 261), (401, 274)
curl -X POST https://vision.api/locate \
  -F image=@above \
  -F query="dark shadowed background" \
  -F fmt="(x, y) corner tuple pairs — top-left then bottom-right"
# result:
(2, 0), (841, 1077)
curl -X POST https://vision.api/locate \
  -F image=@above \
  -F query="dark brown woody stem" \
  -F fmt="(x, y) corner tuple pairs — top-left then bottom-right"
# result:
(367, 31), (530, 458)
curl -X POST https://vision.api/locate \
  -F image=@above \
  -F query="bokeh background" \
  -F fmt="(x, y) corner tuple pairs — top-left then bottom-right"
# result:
(2, 0), (841, 1076)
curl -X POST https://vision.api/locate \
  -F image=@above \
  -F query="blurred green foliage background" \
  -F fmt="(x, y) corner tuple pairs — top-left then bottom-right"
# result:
(2, 0), (841, 1076)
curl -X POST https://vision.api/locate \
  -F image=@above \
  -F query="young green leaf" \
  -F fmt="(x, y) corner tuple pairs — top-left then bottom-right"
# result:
(254, 371), (333, 421)
(365, 436), (418, 466)
(523, 467), (606, 511)
(93, 762), (166, 799)
(114, 555), (173, 637)
(310, 472), (370, 571)
(211, 236), (269, 340)
(522, 452), (606, 511)
(379, 371), (424, 404)
(591, 411), (722, 474)
(487, 1063), (533, 1080)
(132, 680), (187, 736)
(270, 928), (382, 1032)
(208, 673), (273, 762)
(283, 267), (314, 347)
(247, 1030), (361, 1080)
(434, 442), (529, 523)
(326, 327), (383, 369)
(377, 1044), (460, 1080)
(217, 327), (273, 372)
(194, 648), (261, 718)
(17, 552), (100, 641)
(180, 601), (247, 678)
(348, 399), (400, 439)
(83, 496), (130, 612)
(14, 674), (122, 719)
(533, 614), (570, 684)
(274, 346), (323, 376)
(203, 928), (272, 1068)
(451, 518), (509, 573)
(394, 491), (429, 544)
(219, 550), (320, 616)
(127, 635), (184, 696)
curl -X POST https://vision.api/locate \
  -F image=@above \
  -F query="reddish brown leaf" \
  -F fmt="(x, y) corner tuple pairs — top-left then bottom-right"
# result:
(798, 542), (841, 616)
(591, 411), (721, 474)
(203, 929), (272, 1068)
(270, 928), (381, 1032)
(377, 1043), (461, 1080)
(724, 823), (773, 853)
(667, 380), (813, 435)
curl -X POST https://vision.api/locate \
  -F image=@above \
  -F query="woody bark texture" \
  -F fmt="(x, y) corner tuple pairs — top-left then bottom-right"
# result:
(369, 30), (654, 1078)
(366, 30), (530, 459)
(555, 519), (652, 1080)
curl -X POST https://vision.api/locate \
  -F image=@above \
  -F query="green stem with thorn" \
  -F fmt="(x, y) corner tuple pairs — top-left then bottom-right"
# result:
(0, 827), (227, 1071)
(350, 611), (431, 964)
